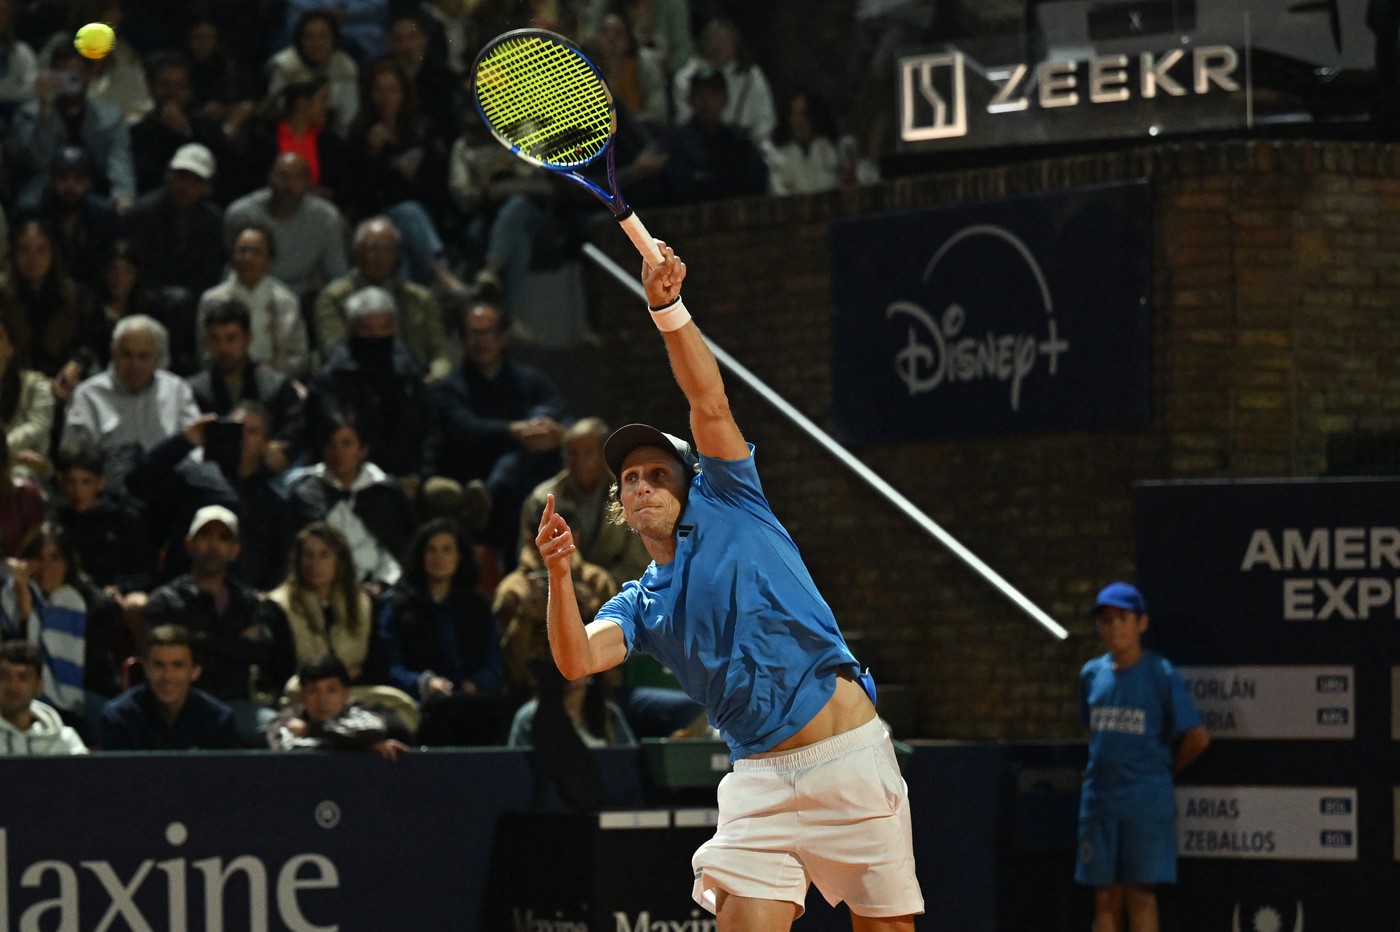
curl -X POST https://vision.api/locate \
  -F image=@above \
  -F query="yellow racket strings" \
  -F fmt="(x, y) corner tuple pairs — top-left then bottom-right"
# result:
(476, 35), (612, 167)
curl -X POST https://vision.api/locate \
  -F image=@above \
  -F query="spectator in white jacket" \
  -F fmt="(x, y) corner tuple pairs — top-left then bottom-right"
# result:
(0, 640), (87, 755)
(670, 18), (776, 146)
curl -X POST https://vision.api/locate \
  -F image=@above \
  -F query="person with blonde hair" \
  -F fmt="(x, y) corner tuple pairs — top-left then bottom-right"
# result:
(536, 245), (922, 929)
(268, 521), (418, 732)
(270, 522), (373, 678)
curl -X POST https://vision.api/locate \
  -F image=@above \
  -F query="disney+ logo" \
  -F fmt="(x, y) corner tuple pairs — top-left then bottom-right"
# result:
(886, 225), (1070, 412)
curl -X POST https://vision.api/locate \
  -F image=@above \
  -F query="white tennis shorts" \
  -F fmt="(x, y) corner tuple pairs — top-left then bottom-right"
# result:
(691, 717), (925, 919)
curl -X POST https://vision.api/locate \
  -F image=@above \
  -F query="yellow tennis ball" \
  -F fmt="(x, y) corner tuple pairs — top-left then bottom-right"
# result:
(74, 22), (115, 60)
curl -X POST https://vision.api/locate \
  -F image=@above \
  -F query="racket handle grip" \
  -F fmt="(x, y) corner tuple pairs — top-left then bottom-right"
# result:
(619, 212), (663, 268)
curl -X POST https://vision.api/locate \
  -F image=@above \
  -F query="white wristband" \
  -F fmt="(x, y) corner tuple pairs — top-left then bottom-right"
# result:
(649, 297), (691, 332)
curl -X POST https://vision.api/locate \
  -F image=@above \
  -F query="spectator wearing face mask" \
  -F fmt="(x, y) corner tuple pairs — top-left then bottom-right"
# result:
(303, 285), (434, 498)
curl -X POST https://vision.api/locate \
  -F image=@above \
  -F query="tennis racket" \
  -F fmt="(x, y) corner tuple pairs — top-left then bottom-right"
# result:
(471, 28), (662, 267)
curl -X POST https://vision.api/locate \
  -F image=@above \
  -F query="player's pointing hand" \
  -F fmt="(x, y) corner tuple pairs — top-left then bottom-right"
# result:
(535, 493), (576, 573)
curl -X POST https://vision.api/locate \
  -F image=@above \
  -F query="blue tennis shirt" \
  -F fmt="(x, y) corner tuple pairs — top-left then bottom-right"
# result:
(596, 446), (860, 759)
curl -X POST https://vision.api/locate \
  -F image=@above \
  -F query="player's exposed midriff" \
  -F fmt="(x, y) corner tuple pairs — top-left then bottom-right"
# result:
(760, 676), (878, 755)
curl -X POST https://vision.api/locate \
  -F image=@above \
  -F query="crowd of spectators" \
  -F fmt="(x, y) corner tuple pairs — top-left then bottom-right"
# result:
(0, 0), (877, 760)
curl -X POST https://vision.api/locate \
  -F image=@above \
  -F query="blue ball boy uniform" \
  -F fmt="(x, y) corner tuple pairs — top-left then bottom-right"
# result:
(1076, 650), (1203, 886)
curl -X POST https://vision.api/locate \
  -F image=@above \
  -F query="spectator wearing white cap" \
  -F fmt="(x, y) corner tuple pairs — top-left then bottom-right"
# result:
(130, 51), (237, 203)
(124, 143), (227, 335)
(140, 503), (294, 744)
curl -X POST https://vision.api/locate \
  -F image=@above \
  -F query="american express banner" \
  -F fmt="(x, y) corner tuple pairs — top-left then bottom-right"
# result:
(1135, 478), (1400, 664)
(1135, 478), (1400, 929)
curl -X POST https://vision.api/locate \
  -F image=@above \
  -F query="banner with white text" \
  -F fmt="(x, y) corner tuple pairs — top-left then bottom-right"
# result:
(1134, 478), (1400, 929)
(1176, 785), (1358, 862)
(1176, 666), (1355, 740)
(896, 1), (1375, 154)
(830, 181), (1151, 441)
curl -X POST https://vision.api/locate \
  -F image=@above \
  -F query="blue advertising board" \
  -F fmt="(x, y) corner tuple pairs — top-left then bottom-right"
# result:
(0, 744), (1003, 930)
(1133, 478), (1400, 930)
(1136, 478), (1400, 666)
(896, 2), (1374, 154)
(830, 180), (1151, 442)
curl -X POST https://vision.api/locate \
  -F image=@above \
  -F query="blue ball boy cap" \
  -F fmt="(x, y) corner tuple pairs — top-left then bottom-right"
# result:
(1091, 582), (1147, 617)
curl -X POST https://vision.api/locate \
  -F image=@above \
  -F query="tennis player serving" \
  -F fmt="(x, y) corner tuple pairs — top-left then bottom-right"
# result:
(536, 243), (923, 930)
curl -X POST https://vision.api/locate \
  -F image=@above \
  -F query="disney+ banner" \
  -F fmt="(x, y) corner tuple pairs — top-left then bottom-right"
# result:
(830, 180), (1151, 442)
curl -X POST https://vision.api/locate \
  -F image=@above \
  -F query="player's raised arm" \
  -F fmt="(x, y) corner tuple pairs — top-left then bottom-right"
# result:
(536, 494), (625, 680)
(643, 244), (748, 462)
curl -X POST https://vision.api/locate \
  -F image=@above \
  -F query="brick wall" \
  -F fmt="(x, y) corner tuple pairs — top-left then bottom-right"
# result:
(586, 140), (1400, 740)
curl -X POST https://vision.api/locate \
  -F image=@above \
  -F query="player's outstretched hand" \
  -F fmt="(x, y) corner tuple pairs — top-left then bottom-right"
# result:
(642, 240), (686, 308)
(535, 494), (576, 574)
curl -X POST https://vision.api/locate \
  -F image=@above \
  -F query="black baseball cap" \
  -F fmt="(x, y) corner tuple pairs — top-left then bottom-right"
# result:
(50, 145), (92, 175)
(689, 66), (727, 96)
(604, 423), (698, 478)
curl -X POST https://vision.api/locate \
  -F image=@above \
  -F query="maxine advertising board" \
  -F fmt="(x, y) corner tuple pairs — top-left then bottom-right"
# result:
(829, 180), (1150, 442)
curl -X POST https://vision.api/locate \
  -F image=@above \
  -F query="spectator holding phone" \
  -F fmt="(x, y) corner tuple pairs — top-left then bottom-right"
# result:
(7, 42), (136, 212)
(123, 403), (296, 592)
(187, 296), (305, 457)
